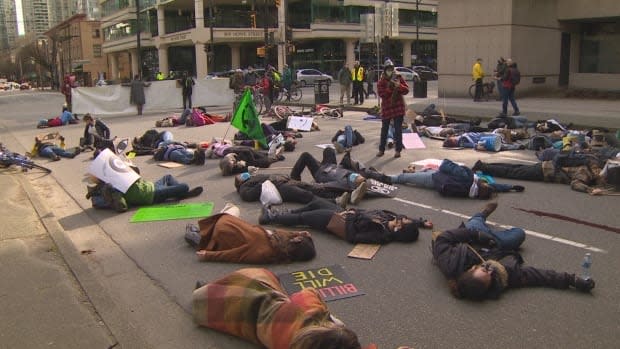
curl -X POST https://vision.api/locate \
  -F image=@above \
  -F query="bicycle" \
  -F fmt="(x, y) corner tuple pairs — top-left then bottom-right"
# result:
(276, 81), (303, 102)
(313, 104), (343, 119)
(468, 80), (496, 101)
(0, 144), (52, 173)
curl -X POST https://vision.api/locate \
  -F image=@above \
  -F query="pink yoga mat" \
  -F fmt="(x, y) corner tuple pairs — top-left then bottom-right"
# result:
(402, 133), (426, 149)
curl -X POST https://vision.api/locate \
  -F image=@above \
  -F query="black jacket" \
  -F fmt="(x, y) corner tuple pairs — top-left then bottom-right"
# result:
(343, 209), (419, 244)
(83, 119), (110, 140)
(432, 227), (573, 296)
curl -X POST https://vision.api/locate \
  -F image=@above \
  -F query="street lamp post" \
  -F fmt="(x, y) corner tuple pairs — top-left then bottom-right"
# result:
(208, 0), (215, 73)
(136, 0), (142, 79)
(415, 0), (419, 66)
(263, 0), (269, 65)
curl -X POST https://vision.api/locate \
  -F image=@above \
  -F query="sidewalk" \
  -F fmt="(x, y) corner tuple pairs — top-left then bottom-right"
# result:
(288, 82), (620, 130)
(0, 171), (116, 348)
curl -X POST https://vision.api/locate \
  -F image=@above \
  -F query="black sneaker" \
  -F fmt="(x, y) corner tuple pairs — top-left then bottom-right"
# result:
(184, 186), (203, 198)
(193, 149), (206, 165)
(513, 111), (520, 116)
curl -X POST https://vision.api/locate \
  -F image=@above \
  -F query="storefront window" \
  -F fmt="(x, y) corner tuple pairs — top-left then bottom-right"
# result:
(291, 39), (345, 76)
(579, 21), (620, 74)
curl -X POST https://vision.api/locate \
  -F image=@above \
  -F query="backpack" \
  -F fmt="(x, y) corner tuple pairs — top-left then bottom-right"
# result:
(511, 67), (521, 85)
(527, 135), (553, 150)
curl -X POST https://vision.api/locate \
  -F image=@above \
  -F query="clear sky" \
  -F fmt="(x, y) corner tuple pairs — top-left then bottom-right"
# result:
(15, 0), (24, 35)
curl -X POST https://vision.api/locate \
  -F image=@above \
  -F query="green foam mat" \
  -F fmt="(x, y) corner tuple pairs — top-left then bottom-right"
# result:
(130, 202), (214, 223)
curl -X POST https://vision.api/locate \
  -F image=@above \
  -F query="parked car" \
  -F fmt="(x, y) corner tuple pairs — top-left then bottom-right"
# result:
(411, 65), (438, 80)
(4, 82), (20, 90)
(367, 66), (420, 83)
(295, 69), (333, 87)
(394, 67), (420, 82)
(20, 82), (31, 90)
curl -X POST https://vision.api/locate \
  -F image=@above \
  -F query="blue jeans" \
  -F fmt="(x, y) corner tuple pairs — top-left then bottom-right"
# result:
(39, 146), (74, 159)
(156, 131), (174, 148)
(390, 171), (435, 189)
(501, 87), (519, 115)
(465, 213), (525, 250)
(168, 149), (194, 164)
(336, 125), (355, 148)
(152, 175), (189, 203)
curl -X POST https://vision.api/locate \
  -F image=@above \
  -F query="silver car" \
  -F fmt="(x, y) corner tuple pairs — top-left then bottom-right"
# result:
(295, 69), (333, 87)
(394, 67), (420, 82)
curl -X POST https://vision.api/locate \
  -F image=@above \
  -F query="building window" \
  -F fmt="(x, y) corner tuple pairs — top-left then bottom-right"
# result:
(579, 21), (620, 74)
(93, 29), (100, 38)
(93, 44), (102, 57)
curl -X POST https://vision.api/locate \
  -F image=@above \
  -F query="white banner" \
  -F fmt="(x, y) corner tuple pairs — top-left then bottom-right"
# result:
(88, 148), (140, 194)
(72, 78), (234, 115)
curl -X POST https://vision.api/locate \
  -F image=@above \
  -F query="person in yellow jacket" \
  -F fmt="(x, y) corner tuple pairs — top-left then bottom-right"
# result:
(472, 58), (485, 102)
(351, 61), (365, 105)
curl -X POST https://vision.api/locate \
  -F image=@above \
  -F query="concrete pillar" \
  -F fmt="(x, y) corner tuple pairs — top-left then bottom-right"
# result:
(276, 0), (286, 72)
(130, 49), (139, 78)
(345, 39), (356, 68)
(402, 40), (413, 67)
(194, 0), (204, 28)
(157, 6), (165, 36)
(109, 53), (118, 80)
(230, 43), (241, 69)
(195, 42), (208, 78)
(158, 45), (169, 75)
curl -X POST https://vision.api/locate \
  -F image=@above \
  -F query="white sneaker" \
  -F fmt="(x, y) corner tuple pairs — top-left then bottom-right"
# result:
(220, 202), (240, 217)
(350, 181), (368, 205)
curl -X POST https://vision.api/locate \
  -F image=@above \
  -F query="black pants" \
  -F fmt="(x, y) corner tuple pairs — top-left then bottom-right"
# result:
(224, 147), (272, 169)
(352, 81), (364, 104)
(272, 197), (339, 230)
(339, 152), (392, 184)
(183, 92), (192, 109)
(379, 116), (404, 152)
(480, 162), (544, 181)
(474, 78), (483, 100)
(290, 148), (337, 181)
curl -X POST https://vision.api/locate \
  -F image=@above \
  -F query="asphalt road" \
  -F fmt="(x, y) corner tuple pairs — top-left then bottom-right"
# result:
(1, 90), (619, 349)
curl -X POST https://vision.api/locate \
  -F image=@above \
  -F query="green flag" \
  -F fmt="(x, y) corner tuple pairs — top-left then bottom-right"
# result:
(231, 89), (267, 147)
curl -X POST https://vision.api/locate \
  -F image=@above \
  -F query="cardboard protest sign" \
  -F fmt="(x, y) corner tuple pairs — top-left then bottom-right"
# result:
(366, 178), (399, 198)
(88, 148), (140, 193)
(278, 264), (364, 302)
(157, 162), (184, 168)
(287, 116), (314, 131)
(348, 244), (381, 259)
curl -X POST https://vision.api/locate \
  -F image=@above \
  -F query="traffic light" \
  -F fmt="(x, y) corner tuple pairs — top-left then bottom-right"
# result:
(250, 13), (256, 28)
(275, 0), (281, 7)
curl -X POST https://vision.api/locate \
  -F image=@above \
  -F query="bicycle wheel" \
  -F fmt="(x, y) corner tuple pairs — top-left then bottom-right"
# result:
(273, 106), (291, 120)
(290, 87), (302, 102)
(26, 161), (52, 174)
(468, 84), (476, 99)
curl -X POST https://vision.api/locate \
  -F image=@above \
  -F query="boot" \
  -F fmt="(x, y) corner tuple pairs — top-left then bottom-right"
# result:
(184, 224), (201, 248)
(183, 187), (203, 199)
(481, 202), (498, 218)
(258, 205), (278, 225)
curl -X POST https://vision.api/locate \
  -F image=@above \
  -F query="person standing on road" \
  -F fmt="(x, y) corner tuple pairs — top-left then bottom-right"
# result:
(432, 202), (596, 300)
(377, 59), (409, 158)
(282, 64), (293, 101)
(129, 74), (150, 115)
(337, 62), (352, 105)
(366, 69), (376, 98)
(244, 65), (259, 86)
(351, 61), (365, 105)
(499, 58), (520, 116)
(494, 57), (506, 101)
(179, 72), (195, 109)
(472, 58), (485, 102)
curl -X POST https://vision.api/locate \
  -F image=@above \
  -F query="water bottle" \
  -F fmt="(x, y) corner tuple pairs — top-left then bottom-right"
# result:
(581, 253), (592, 280)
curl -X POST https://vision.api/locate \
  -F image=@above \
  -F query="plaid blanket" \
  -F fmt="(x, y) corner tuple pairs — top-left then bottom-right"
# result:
(192, 268), (332, 349)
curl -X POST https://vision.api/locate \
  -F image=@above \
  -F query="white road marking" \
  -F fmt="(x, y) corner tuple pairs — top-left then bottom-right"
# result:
(497, 156), (538, 164)
(393, 197), (607, 254)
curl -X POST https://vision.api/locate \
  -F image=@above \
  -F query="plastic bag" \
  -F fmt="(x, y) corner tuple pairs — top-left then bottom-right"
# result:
(260, 180), (282, 206)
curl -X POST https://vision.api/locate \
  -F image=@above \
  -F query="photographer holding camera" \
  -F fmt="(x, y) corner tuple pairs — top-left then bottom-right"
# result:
(376, 59), (409, 158)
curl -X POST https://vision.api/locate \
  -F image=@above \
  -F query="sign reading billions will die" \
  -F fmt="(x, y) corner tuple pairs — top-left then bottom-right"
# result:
(278, 265), (364, 302)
